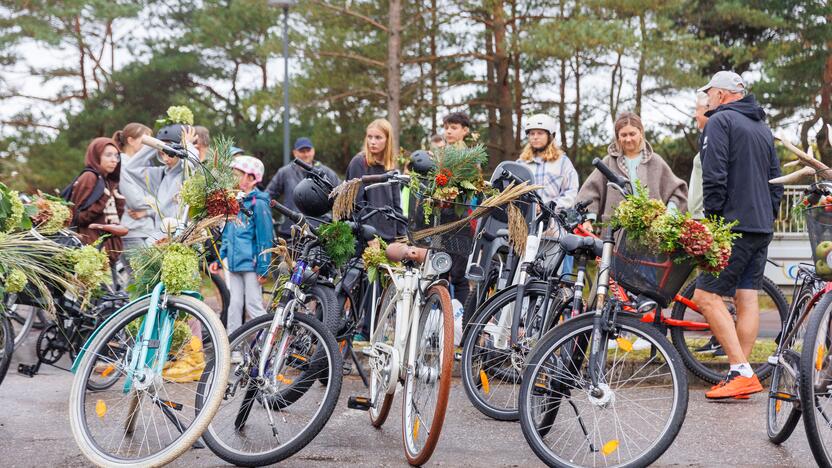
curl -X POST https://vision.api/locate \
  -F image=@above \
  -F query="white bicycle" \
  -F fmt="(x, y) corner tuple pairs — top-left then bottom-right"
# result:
(346, 172), (456, 466)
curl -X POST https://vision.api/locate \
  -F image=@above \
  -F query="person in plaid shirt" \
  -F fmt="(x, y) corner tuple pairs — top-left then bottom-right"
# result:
(517, 114), (579, 209)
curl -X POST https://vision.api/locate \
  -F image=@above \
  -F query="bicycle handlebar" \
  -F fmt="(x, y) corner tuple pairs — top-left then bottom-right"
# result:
(292, 157), (313, 172)
(141, 135), (188, 159)
(592, 158), (629, 192)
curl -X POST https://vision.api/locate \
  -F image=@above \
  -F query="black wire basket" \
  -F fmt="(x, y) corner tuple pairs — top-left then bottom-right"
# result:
(806, 206), (832, 280)
(611, 233), (695, 308)
(407, 191), (475, 256)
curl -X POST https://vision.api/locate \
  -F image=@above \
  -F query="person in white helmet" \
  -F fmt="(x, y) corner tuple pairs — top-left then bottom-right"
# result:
(517, 113), (579, 209)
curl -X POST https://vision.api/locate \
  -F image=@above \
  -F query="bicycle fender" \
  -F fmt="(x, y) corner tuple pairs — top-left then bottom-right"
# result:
(70, 290), (202, 373)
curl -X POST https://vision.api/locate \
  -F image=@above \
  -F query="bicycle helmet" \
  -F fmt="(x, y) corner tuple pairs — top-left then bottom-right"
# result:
(230, 155), (264, 183)
(155, 123), (186, 143)
(410, 150), (435, 175)
(293, 177), (333, 217)
(524, 114), (557, 135)
(230, 146), (245, 156)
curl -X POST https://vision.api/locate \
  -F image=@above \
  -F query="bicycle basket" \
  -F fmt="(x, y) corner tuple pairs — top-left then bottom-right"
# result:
(407, 190), (475, 256)
(611, 233), (695, 308)
(806, 206), (832, 280)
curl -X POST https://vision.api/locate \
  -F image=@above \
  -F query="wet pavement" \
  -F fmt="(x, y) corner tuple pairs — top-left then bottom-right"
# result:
(0, 336), (817, 467)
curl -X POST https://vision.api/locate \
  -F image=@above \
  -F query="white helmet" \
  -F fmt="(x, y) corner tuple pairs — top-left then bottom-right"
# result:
(524, 114), (557, 135)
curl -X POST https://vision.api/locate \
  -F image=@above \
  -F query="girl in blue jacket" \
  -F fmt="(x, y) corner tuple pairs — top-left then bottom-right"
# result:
(209, 156), (273, 333)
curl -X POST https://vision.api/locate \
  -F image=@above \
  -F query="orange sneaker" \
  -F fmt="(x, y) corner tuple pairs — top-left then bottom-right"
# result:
(706, 372), (763, 400)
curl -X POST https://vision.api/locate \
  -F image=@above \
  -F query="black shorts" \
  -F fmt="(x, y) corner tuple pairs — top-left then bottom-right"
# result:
(695, 232), (773, 297)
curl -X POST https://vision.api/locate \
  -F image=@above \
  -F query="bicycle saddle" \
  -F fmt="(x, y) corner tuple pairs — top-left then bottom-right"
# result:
(385, 242), (427, 264)
(88, 223), (129, 237)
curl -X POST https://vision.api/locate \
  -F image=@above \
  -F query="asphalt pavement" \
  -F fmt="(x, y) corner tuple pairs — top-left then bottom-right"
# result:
(0, 337), (818, 467)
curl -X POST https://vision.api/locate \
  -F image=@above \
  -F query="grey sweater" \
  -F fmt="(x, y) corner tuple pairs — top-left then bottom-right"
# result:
(119, 146), (158, 240)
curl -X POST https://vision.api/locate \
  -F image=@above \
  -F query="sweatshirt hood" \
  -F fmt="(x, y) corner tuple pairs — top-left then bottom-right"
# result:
(84, 137), (121, 184)
(707, 93), (766, 121)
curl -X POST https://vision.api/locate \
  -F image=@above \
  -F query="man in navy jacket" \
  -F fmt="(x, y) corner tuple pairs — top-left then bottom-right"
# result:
(692, 71), (784, 400)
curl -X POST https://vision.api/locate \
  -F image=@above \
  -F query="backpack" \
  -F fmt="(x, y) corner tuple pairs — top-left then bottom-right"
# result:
(60, 168), (106, 226)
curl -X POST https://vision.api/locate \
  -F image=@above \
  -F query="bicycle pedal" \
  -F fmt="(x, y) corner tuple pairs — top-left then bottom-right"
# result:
(347, 395), (372, 411)
(17, 363), (36, 377)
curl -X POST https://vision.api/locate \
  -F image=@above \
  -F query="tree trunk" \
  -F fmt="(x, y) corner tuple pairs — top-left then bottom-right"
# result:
(75, 16), (88, 100)
(485, 20), (499, 165)
(387, 0), (402, 157)
(573, 54), (581, 163)
(558, 58), (568, 155)
(635, 14), (646, 116)
(493, 0), (515, 165)
(511, 0), (522, 150)
(818, 40), (832, 165)
(430, 0), (438, 136)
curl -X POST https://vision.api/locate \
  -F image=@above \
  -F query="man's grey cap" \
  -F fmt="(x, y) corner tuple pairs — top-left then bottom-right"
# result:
(698, 71), (746, 93)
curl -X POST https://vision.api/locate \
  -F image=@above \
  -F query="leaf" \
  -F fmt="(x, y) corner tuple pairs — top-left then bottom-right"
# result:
(459, 180), (477, 191)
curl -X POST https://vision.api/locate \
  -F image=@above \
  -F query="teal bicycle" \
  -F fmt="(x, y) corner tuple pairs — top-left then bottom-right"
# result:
(67, 138), (231, 467)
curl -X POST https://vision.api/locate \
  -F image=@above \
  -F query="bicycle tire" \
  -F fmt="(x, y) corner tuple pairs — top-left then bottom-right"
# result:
(462, 255), (502, 328)
(670, 276), (788, 384)
(201, 312), (342, 467)
(0, 315), (13, 387)
(68, 295), (230, 467)
(402, 285), (454, 466)
(800, 291), (832, 468)
(767, 278), (815, 444)
(460, 281), (569, 421)
(519, 313), (688, 468)
(369, 283), (397, 428)
(210, 273), (230, 328)
(6, 300), (37, 349)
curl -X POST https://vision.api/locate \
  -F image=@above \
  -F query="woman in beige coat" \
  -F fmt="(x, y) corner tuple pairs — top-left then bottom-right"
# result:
(578, 112), (687, 231)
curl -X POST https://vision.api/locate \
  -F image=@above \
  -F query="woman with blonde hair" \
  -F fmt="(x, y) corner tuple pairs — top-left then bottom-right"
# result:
(517, 114), (579, 208)
(345, 118), (404, 242)
(577, 111), (687, 231)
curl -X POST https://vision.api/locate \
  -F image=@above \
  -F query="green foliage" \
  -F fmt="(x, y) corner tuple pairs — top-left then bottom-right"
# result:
(60, 245), (111, 290)
(160, 244), (201, 295)
(4, 269), (27, 294)
(318, 221), (356, 268)
(610, 181), (666, 242)
(362, 237), (399, 284)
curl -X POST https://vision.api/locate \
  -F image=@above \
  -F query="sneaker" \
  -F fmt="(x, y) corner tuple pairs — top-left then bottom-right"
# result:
(694, 336), (722, 354)
(705, 371), (763, 400)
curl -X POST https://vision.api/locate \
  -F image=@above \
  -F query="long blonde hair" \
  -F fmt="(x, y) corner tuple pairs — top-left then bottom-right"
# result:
(518, 139), (563, 163)
(363, 118), (396, 170)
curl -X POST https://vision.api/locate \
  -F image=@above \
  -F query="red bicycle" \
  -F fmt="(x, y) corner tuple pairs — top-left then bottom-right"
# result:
(575, 224), (789, 385)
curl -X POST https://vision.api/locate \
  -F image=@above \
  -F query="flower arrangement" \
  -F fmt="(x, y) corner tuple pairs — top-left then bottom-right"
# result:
(362, 237), (400, 284)
(611, 181), (739, 274)
(408, 144), (493, 222)
(29, 193), (72, 235)
(180, 136), (240, 219)
(317, 221), (356, 268)
(128, 243), (201, 298)
(155, 105), (194, 129)
(0, 182), (27, 233)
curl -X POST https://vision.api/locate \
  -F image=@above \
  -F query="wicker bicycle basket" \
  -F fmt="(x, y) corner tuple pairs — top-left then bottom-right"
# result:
(611, 233), (695, 308)
(406, 190), (475, 256)
(806, 206), (832, 280)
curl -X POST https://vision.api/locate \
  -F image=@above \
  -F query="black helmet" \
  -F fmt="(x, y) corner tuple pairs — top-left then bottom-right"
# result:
(410, 150), (435, 175)
(156, 123), (186, 143)
(293, 177), (333, 217)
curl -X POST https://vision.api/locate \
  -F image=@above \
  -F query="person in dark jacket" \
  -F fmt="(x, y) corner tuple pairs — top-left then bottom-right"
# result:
(345, 119), (406, 242)
(266, 137), (340, 238)
(69, 137), (127, 264)
(692, 71), (784, 400)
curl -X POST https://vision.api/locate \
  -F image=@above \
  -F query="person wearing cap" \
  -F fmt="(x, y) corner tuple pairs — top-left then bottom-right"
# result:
(209, 155), (274, 333)
(265, 137), (340, 238)
(691, 71), (783, 400)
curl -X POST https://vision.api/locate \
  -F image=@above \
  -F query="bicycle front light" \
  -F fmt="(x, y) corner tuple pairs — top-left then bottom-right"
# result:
(430, 252), (452, 275)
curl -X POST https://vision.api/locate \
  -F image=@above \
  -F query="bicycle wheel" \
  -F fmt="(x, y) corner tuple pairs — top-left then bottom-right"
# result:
(670, 276), (788, 384)
(369, 282), (398, 427)
(0, 314), (13, 387)
(201, 312), (342, 466)
(519, 314), (688, 468)
(4, 296), (37, 349)
(767, 279), (815, 444)
(462, 254), (503, 325)
(402, 284), (454, 466)
(209, 273), (230, 328)
(800, 292), (832, 467)
(68, 295), (230, 467)
(461, 281), (570, 421)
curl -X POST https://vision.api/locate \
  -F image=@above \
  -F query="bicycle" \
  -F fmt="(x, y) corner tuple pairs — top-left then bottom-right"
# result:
(199, 201), (343, 466)
(517, 158), (689, 468)
(68, 138), (231, 467)
(343, 171), (457, 466)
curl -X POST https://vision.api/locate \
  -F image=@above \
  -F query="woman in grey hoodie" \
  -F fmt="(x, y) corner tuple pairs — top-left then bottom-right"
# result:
(122, 124), (199, 241)
(114, 123), (155, 251)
